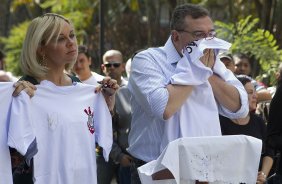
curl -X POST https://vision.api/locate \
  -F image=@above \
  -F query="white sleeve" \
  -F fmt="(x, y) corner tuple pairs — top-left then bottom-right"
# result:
(93, 93), (113, 161)
(213, 58), (249, 119)
(8, 91), (37, 165)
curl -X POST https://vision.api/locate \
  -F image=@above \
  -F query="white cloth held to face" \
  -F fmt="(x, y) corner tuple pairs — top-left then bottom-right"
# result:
(170, 37), (232, 86)
(161, 38), (235, 152)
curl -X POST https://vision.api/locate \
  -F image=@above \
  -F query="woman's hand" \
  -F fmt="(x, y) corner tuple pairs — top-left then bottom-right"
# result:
(256, 171), (267, 184)
(13, 81), (37, 97)
(95, 77), (119, 112)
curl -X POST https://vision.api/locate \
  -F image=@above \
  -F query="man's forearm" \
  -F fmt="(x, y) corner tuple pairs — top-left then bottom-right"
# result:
(163, 84), (194, 120)
(209, 74), (241, 112)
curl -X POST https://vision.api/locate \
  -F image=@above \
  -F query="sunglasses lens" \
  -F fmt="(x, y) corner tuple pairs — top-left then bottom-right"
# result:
(113, 63), (121, 67)
(105, 63), (121, 68)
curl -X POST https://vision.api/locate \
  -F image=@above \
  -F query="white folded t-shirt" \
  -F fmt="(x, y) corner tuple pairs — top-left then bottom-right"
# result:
(0, 82), (36, 184)
(30, 80), (112, 184)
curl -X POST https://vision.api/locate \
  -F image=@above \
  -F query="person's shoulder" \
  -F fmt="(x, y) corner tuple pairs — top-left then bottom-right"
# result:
(135, 47), (164, 57)
(133, 47), (166, 66)
(0, 70), (11, 82)
(91, 72), (104, 81)
(73, 80), (97, 91)
(1, 71), (18, 82)
(120, 77), (128, 86)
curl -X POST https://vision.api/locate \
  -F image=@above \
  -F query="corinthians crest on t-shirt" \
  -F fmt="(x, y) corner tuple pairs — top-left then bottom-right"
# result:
(84, 106), (95, 134)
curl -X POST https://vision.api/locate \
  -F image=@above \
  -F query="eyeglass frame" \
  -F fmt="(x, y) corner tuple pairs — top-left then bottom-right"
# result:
(104, 62), (122, 68)
(176, 29), (217, 40)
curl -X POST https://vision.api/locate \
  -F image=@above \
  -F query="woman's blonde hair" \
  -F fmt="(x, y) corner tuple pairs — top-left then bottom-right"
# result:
(20, 13), (75, 79)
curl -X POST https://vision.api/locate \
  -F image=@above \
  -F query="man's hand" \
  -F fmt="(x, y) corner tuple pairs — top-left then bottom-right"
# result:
(95, 76), (119, 96)
(95, 77), (119, 111)
(120, 154), (133, 167)
(13, 81), (37, 97)
(200, 49), (215, 68)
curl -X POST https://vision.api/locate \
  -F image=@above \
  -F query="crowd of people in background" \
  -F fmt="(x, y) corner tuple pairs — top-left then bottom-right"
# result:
(1, 3), (282, 184)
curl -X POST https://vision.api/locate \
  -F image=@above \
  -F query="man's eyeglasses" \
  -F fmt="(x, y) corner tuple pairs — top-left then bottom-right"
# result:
(177, 30), (216, 40)
(104, 62), (121, 68)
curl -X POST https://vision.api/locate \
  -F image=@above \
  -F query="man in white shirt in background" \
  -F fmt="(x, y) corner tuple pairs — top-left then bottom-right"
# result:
(73, 45), (104, 85)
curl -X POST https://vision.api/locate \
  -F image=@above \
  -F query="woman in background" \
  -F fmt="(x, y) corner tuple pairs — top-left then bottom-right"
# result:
(219, 75), (274, 184)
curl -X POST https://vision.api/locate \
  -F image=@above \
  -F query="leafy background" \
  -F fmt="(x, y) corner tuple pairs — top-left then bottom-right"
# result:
(0, 0), (282, 86)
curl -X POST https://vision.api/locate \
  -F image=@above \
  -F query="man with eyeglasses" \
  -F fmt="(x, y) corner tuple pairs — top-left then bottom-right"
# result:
(95, 50), (132, 184)
(127, 3), (248, 184)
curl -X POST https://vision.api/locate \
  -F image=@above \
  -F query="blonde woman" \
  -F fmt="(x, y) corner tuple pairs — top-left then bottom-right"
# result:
(12, 13), (118, 184)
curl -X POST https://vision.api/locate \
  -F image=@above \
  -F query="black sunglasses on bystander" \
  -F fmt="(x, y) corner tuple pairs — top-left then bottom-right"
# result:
(104, 62), (121, 68)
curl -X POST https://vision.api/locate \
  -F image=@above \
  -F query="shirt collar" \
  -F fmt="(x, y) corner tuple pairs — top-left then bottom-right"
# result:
(163, 36), (182, 64)
(120, 77), (128, 87)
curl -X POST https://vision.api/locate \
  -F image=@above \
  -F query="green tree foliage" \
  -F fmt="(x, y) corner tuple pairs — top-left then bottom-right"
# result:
(0, 21), (29, 76)
(215, 16), (282, 85)
(2, 0), (282, 82)
(37, 0), (98, 43)
(0, 0), (98, 76)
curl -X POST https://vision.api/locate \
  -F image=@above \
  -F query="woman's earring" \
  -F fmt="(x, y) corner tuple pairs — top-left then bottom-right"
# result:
(40, 54), (47, 67)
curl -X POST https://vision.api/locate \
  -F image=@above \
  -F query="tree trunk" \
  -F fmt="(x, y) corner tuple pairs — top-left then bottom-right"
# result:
(4, 0), (12, 37)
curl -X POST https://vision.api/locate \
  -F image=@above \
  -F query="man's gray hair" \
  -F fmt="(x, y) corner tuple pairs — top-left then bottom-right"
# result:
(170, 3), (210, 31)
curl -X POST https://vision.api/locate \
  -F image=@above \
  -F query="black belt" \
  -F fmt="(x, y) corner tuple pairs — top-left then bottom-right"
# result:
(132, 157), (147, 167)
